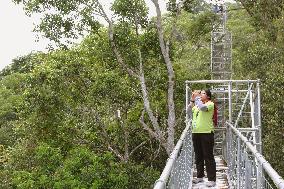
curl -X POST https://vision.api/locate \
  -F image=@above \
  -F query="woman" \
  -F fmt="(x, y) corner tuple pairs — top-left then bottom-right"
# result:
(191, 89), (216, 187)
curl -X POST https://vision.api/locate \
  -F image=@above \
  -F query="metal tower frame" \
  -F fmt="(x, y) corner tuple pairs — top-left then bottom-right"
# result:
(154, 80), (284, 189)
(211, 2), (232, 80)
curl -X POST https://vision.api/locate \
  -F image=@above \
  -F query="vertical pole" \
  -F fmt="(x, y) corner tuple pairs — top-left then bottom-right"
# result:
(230, 33), (233, 80)
(237, 137), (241, 189)
(244, 151), (252, 189)
(186, 83), (189, 122)
(256, 79), (263, 189)
(225, 81), (232, 161)
(249, 85), (257, 152)
(256, 80), (262, 153)
(244, 151), (248, 189)
(211, 31), (213, 80)
(227, 123), (232, 178)
(228, 81), (232, 122)
(249, 85), (255, 129)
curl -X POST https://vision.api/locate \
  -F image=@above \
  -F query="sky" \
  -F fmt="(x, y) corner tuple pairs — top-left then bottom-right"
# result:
(0, 0), (167, 71)
(0, 0), (234, 71)
(0, 1), (50, 70)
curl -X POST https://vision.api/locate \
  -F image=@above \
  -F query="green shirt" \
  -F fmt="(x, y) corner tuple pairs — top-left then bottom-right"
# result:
(192, 101), (214, 133)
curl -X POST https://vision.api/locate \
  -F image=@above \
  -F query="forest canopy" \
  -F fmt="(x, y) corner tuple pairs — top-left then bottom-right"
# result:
(0, 0), (283, 188)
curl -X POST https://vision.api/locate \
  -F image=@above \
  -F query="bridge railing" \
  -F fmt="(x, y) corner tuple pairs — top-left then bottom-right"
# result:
(154, 79), (284, 189)
(226, 121), (284, 189)
(154, 120), (284, 189)
(153, 120), (193, 189)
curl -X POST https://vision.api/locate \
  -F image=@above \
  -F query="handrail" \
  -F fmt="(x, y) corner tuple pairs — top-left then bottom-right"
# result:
(186, 79), (258, 84)
(227, 121), (284, 189)
(153, 120), (192, 189)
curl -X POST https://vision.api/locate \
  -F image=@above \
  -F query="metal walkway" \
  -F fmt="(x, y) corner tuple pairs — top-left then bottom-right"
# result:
(153, 80), (284, 189)
(154, 2), (284, 188)
(192, 156), (228, 189)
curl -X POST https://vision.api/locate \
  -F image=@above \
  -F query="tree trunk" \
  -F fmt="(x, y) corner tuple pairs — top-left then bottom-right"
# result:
(151, 0), (176, 154)
(96, 0), (175, 155)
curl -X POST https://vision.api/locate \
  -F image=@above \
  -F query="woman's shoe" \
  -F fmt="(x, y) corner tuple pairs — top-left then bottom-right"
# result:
(206, 181), (216, 187)
(192, 177), (203, 184)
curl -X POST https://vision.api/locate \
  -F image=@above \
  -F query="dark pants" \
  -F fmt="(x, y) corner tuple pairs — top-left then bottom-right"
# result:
(192, 133), (216, 181)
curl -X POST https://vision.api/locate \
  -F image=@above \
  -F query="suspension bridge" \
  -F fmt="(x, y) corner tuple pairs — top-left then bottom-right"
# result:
(154, 1), (284, 189)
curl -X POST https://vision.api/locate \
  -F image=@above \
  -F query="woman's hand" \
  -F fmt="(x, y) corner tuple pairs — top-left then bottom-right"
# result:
(191, 90), (201, 101)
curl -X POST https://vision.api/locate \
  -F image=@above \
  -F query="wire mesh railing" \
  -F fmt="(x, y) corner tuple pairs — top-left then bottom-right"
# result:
(153, 120), (193, 189)
(154, 79), (284, 189)
(154, 121), (284, 189)
(226, 121), (284, 189)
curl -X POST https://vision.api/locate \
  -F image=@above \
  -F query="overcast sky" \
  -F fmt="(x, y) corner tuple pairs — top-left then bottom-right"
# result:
(0, 1), (49, 70)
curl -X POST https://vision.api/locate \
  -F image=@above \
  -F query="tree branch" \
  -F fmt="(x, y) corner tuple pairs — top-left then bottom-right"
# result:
(139, 60), (163, 139)
(117, 116), (129, 162)
(238, 0), (256, 18)
(151, 0), (176, 154)
(94, 0), (139, 78)
(108, 145), (125, 161)
(129, 140), (149, 158)
(139, 109), (167, 147)
(139, 109), (159, 139)
(130, 12), (165, 151)
(95, 0), (168, 156)
(150, 140), (161, 163)
(94, 110), (126, 162)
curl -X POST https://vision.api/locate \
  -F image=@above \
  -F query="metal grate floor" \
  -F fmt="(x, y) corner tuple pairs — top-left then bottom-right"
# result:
(192, 156), (229, 189)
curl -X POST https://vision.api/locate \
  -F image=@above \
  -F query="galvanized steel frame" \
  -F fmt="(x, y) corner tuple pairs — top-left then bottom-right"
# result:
(154, 79), (284, 189)
(227, 121), (284, 189)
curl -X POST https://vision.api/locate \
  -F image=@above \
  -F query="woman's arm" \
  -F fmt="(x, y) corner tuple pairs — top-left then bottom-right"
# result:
(194, 96), (208, 111)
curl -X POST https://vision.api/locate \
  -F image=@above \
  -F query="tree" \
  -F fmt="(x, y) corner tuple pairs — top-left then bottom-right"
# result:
(0, 47), (160, 188)
(1, 0), (228, 187)
(0, 53), (45, 77)
(235, 0), (284, 41)
(12, 0), (192, 155)
(0, 73), (25, 150)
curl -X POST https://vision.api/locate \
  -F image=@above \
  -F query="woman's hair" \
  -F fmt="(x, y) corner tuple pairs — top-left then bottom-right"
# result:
(204, 89), (212, 100)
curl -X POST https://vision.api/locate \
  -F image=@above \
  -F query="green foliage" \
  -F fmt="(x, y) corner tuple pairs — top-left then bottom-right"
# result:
(0, 46), (160, 187)
(0, 53), (45, 77)
(235, 0), (284, 41)
(8, 144), (158, 189)
(170, 10), (212, 81)
(112, 0), (149, 28)
(182, 0), (209, 13)
(52, 148), (127, 189)
(0, 73), (26, 147)
(13, 0), (103, 45)
(112, 22), (141, 68)
(261, 60), (284, 175)
(6, 0), (284, 186)
(183, 11), (217, 44)
(12, 171), (36, 189)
